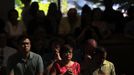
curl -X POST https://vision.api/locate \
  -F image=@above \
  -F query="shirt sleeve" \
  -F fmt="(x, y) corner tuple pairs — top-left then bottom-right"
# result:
(76, 62), (81, 75)
(6, 54), (16, 75)
(37, 55), (44, 73)
(110, 62), (116, 75)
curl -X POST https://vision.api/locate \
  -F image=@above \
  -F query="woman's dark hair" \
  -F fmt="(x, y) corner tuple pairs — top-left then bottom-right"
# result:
(8, 9), (18, 19)
(47, 2), (57, 16)
(60, 44), (73, 55)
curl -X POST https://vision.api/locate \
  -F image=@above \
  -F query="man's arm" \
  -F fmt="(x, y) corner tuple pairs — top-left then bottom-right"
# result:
(7, 54), (16, 75)
(36, 55), (44, 75)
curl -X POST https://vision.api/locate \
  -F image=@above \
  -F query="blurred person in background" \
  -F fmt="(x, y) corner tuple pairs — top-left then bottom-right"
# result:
(0, 31), (17, 75)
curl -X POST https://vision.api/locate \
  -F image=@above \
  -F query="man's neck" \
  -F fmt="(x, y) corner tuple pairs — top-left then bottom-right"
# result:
(22, 52), (30, 59)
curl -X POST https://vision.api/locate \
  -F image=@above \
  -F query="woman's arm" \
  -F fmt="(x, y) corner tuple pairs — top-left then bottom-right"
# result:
(49, 67), (56, 75)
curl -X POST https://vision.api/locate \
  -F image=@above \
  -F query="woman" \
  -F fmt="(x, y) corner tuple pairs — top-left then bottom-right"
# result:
(50, 44), (80, 75)
(5, 9), (26, 48)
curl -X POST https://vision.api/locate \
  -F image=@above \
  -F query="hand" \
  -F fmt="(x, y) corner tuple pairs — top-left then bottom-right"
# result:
(64, 70), (73, 75)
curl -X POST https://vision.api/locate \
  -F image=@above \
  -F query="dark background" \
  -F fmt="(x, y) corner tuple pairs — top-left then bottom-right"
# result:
(0, 0), (134, 75)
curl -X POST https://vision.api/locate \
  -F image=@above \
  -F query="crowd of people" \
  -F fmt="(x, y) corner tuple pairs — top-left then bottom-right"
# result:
(0, 0), (134, 75)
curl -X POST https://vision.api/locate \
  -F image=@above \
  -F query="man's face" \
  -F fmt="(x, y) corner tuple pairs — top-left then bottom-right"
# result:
(21, 38), (31, 54)
(87, 39), (97, 48)
(95, 53), (106, 66)
(85, 39), (97, 54)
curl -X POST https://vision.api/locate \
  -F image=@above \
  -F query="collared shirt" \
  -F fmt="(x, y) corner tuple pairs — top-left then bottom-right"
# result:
(93, 60), (116, 75)
(7, 51), (44, 75)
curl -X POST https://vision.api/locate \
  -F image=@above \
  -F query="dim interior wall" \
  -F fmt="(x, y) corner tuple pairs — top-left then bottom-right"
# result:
(0, 0), (15, 20)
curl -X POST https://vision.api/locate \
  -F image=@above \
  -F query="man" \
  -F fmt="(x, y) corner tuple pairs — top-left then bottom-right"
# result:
(84, 38), (97, 59)
(80, 38), (98, 75)
(91, 47), (116, 75)
(7, 34), (44, 75)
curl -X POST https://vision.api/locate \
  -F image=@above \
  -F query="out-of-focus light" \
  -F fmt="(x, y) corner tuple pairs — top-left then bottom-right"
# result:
(96, 3), (101, 6)
(99, 6), (105, 11)
(121, 9), (125, 13)
(41, 0), (48, 3)
(32, 0), (38, 2)
(68, 4), (76, 10)
(131, 4), (134, 6)
(85, 1), (94, 9)
(121, 9), (128, 17)
(113, 4), (120, 10)
(123, 13), (128, 17)
(93, 4), (97, 8)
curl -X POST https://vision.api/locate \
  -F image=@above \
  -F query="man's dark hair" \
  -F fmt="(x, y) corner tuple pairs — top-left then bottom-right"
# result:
(17, 34), (31, 44)
(94, 47), (107, 58)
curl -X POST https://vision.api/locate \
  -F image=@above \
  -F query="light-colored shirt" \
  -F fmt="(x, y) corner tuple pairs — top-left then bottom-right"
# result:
(93, 60), (116, 75)
(5, 21), (26, 38)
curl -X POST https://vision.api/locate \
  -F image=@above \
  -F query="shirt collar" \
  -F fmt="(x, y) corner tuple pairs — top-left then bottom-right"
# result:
(103, 60), (107, 65)
(20, 51), (33, 61)
(28, 51), (33, 59)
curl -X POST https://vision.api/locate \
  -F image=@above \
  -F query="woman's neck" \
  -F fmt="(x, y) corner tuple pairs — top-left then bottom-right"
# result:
(62, 60), (73, 66)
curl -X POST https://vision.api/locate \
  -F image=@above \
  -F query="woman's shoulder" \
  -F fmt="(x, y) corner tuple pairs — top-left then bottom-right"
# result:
(71, 61), (80, 69)
(73, 61), (80, 65)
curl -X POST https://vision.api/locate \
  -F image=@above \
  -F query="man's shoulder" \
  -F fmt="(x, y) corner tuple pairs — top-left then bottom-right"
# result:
(30, 51), (40, 56)
(104, 60), (114, 66)
(30, 51), (42, 59)
(8, 52), (19, 62)
(5, 46), (17, 53)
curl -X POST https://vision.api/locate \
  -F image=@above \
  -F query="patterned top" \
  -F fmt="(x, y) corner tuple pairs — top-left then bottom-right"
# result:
(52, 61), (80, 75)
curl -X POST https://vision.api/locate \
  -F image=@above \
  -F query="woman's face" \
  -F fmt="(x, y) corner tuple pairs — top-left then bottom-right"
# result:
(61, 49), (73, 61)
